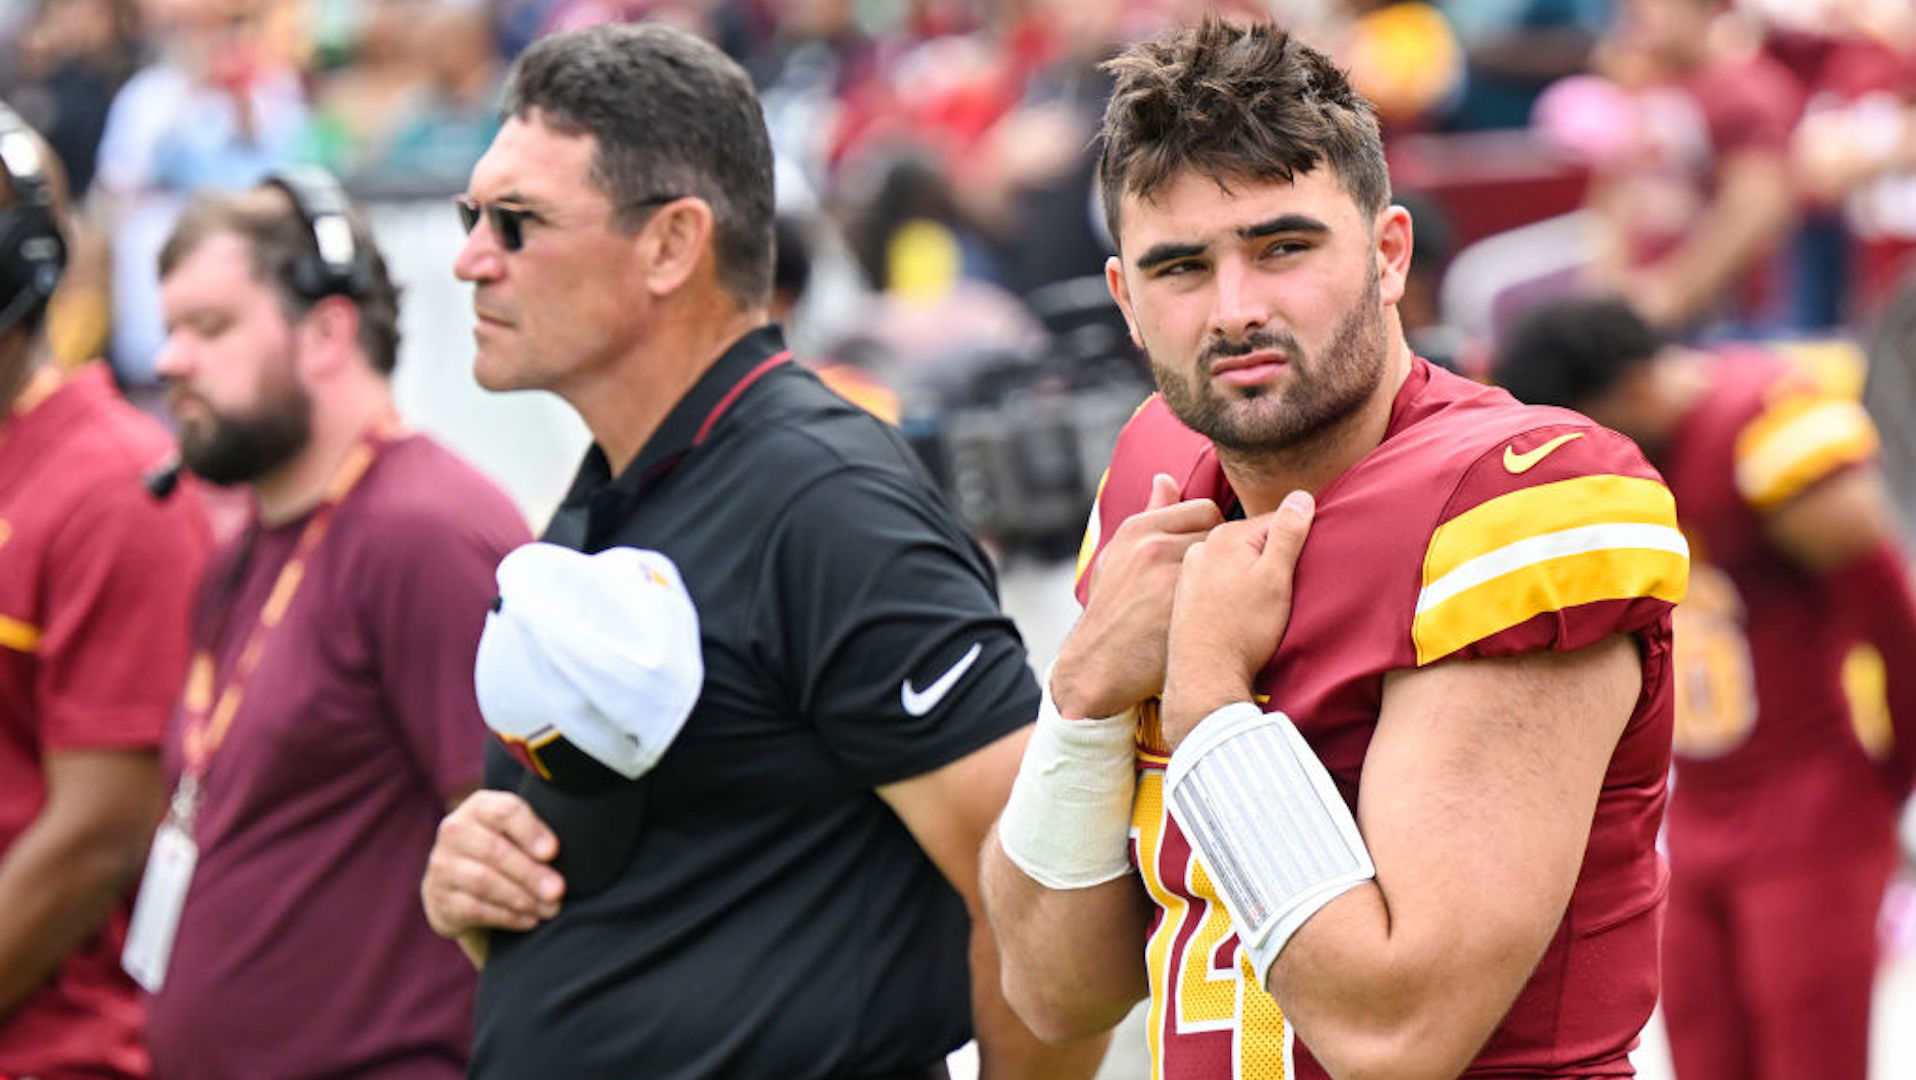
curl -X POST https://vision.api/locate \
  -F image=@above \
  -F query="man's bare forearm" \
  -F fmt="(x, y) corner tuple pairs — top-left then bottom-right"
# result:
(0, 814), (153, 1016)
(967, 911), (1112, 1077)
(980, 827), (1149, 1044)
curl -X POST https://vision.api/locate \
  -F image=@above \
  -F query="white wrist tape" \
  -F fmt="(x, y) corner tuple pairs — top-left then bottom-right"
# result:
(996, 687), (1138, 890)
(1164, 701), (1375, 987)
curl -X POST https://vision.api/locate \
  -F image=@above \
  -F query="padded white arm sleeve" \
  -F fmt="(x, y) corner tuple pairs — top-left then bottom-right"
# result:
(996, 685), (1139, 890)
(1164, 701), (1375, 987)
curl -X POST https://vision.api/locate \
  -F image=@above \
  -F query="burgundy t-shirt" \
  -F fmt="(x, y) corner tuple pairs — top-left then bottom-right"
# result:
(143, 434), (528, 1080)
(0, 363), (211, 1079)
(1610, 52), (1805, 321)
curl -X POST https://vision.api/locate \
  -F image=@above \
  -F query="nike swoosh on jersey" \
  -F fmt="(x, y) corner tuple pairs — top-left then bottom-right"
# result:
(1503, 432), (1585, 474)
(901, 642), (984, 716)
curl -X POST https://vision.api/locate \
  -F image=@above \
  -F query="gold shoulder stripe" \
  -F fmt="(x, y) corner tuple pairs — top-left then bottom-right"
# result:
(1425, 475), (1678, 585)
(1413, 547), (1688, 664)
(1735, 398), (1878, 511)
(1415, 475), (1688, 665)
(0, 612), (42, 654)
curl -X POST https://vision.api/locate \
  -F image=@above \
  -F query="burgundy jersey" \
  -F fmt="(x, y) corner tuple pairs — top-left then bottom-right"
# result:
(1657, 349), (1900, 871)
(0, 364), (210, 1079)
(1078, 359), (1685, 1079)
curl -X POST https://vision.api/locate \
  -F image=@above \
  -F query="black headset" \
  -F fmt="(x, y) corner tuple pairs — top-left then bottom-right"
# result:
(263, 166), (376, 302)
(0, 101), (68, 338)
(148, 167), (375, 501)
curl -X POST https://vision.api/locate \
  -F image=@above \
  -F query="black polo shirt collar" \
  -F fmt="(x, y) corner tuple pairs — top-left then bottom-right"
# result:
(549, 324), (792, 550)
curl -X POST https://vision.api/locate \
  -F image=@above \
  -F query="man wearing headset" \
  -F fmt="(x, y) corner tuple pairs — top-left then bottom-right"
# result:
(0, 103), (209, 1079)
(129, 172), (529, 1079)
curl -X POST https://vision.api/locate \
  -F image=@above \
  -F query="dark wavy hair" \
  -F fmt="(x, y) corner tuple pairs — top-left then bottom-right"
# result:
(503, 22), (775, 307)
(1096, 18), (1389, 245)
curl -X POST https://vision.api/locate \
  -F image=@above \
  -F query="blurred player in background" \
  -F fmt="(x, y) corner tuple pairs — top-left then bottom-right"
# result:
(0, 100), (208, 1080)
(1497, 295), (1916, 1080)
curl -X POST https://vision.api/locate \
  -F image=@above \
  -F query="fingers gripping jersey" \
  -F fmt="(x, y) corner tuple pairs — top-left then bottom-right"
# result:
(1078, 361), (1685, 1079)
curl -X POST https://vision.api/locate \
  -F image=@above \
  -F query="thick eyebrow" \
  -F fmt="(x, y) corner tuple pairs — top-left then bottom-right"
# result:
(1240, 213), (1331, 241)
(1133, 213), (1333, 272)
(1134, 241), (1206, 272)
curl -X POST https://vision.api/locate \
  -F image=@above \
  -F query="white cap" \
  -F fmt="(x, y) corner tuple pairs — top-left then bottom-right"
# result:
(476, 542), (704, 782)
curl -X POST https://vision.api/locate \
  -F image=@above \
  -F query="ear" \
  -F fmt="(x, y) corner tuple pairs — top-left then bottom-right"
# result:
(1105, 254), (1145, 352)
(1374, 204), (1413, 307)
(639, 198), (717, 297)
(296, 295), (362, 378)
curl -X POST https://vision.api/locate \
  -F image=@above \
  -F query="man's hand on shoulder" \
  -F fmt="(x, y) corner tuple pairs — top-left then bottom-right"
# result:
(421, 790), (565, 967)
(1053, 474), (1223, 720)
(1161, 491), (1314, 749)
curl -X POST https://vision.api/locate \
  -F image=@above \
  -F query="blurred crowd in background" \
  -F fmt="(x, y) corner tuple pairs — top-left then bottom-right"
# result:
(4, 0), (1916, 550)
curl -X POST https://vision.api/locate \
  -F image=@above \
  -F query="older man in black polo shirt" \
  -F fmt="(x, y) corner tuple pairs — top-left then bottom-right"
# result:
(418, 23), (1105, 1080)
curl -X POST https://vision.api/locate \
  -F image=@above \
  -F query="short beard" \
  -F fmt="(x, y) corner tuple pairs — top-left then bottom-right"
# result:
(1150, 264), (1386, 455)
(176, 378), (314, 488)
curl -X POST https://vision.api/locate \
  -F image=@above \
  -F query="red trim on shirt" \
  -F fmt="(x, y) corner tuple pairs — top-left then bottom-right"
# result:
(695, 352), (792, 446)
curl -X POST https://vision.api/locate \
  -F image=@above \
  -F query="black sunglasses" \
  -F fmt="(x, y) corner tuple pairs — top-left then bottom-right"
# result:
(454, 194), (683, 252)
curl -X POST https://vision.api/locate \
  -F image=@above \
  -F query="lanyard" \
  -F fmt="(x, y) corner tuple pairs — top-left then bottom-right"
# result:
(169, 424), (395, 830)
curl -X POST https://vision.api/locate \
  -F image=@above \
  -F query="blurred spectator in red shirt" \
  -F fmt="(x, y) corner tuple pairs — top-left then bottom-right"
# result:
(0, 102), (211, 1080)
(1583, 0), (1803, 333)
